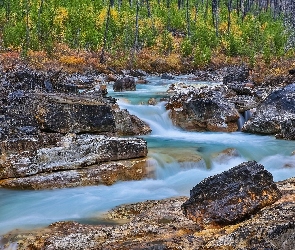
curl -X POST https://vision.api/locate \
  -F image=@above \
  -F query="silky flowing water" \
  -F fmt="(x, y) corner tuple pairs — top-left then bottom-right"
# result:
(1, 75), (295, 236)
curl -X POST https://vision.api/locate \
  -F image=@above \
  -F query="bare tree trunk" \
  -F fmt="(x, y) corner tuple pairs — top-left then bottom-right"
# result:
(194, 0), (199, 22)
(4, 0), (10, 21)
(146, 0), (151, 17)
(204, 0), (209, 20)
(100, 1), (112, 64)
(186, 0), (190, 37)
(128, 0), (140, 69)
(134, 0), (140, 51)
(37, 0), (44, 43)
(167, 0), (171, 30)
(212, 0), (219, 36)
(23, 0), (30, 56)
(227, 0), (233, 34)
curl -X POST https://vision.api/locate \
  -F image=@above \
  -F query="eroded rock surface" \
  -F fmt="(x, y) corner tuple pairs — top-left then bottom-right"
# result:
(0, 158), (148, 189)
(0, 134), (148, 189)
(182, 161), (282, 227)
(166, 84), (240, 132)
(243, 83), (295, 136)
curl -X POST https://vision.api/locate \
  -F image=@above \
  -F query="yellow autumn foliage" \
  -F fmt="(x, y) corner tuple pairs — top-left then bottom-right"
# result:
(54, 7), (68, 27)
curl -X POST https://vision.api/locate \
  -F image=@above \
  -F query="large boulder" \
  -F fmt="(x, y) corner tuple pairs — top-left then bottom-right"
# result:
(223, 65), (249, 84)
(278, 118), (295, 140)
(113, 76), (136, 91)
(1, 70), (151, 136)
(243, 83), (295, 135)
(181, 161), (282, 228)
(113, 109), (152, 135)
(34, 93), (116, 134)
(166, 85), (240, 132)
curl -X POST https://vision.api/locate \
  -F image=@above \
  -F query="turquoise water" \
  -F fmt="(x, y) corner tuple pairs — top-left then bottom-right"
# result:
(1, 75), (295, 236)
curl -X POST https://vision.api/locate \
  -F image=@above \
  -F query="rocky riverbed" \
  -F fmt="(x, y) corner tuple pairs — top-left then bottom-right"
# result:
(1, 64), (295, 249)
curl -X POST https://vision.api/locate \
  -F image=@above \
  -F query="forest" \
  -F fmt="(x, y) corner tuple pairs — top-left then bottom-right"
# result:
(0, 0), (294, 70)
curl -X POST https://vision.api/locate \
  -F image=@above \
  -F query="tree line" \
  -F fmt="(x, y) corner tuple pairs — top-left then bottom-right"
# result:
(0, 0), (293, 66)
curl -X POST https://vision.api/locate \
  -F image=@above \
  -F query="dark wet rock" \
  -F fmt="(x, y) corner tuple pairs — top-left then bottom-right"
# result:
(113, 76), (136, 92)
(181, 161), (282, 228)
(105, 74), (117, 82)
(166, 85), (240, 132)
(2, 177), (294, 249)
(192, 69), (223, 82)
(130, 69), (147, 77)
(223, 65), (249, 84)
(113, 109), (152, 136)
(277, 118), (295, 140)
(227, 95), (258, 113)
(1, 85), (150, 137)
(34, 93), (116, 134)
(161, 73), (174, 80)
(243, 83), (295, 135)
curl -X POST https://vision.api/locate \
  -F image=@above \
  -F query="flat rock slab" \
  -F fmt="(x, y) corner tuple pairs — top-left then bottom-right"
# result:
(0, 158), (148, 189)
(181, 161), (282, 227)
(0, 134), (147, 179)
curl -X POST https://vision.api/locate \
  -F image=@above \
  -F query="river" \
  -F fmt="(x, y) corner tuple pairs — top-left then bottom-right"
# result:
(1, 75), (295, 235)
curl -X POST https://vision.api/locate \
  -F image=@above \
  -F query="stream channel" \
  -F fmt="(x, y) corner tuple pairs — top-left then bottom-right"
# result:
(1, 75), (295, 235)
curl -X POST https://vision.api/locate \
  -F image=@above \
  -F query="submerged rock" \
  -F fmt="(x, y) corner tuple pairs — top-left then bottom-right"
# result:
(181, 161), (282, 228)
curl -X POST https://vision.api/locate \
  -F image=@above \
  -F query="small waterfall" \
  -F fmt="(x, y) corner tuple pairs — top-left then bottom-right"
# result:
(237, 110), (252, 131)
(237, 114), (245, 131)
(117, 100), (179, 135)
(244, 110), (252, 122)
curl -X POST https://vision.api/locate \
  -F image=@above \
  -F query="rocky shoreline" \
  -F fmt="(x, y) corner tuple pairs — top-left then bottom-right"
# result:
(1, 64), (295, 249)
(1, 162), (294, 249)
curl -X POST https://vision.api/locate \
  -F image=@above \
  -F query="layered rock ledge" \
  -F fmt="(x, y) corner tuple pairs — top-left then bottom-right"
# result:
(0, 134), (148, 189)
(0, 68), (151, 189)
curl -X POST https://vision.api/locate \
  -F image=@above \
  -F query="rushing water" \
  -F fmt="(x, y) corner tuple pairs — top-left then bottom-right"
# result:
(1, 75), (295, 236)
